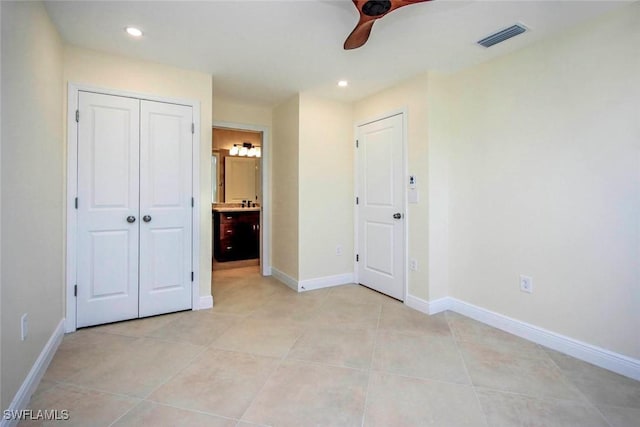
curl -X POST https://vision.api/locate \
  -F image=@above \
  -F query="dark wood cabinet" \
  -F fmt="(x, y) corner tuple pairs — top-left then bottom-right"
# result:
(213, 211), (260, 262)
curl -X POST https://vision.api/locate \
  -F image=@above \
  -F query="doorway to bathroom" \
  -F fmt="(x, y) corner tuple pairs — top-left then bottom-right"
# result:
(211, 122), (270, 286)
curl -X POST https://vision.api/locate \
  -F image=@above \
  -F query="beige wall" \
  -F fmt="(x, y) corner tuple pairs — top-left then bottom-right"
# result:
(354, 74), (431, 300)
(213, 128), (262, 151)
(1, 1), (64, 409)
(426, 73), (452, 301)
(64, 46), (213, 299)
(213, 95), (272, 128)
(298, 94), (354, 280)
(432, 3), (640, 358)
(271, 96), (300, 279)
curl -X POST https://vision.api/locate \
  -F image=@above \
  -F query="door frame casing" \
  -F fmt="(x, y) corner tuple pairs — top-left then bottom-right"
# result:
(353, 109), (408, 301)
(212, 120), (271, 277)
(65, 83), (201, 333)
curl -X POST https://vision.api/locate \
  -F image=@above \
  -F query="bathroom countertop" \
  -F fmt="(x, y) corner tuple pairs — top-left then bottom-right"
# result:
(213, 207), (261, 213)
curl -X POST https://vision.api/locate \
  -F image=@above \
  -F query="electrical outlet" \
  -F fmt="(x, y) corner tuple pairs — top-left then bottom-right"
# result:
(410, 258), (418, 271)
(21, 313), (28, 341)
(520, 275), (533, 293)
(336, 245), (343, 256)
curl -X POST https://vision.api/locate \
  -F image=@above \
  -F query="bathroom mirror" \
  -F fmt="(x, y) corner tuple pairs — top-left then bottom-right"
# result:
(212, 127), (263, 204)
(225, 157), (258, 203)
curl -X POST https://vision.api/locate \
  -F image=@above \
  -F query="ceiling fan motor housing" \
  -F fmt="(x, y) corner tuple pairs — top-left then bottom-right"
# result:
(345, 0), (431, 50)
(362, 0), (392, 17)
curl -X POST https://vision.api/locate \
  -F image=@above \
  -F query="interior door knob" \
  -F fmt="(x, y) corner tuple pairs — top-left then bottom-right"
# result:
(143, 215), (152, 223)
(126, 216), (136, 223)
(393, 213), (402, 219)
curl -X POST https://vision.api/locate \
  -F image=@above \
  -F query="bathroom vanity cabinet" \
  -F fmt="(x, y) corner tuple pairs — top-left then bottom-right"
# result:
(213, 210), (260, 262)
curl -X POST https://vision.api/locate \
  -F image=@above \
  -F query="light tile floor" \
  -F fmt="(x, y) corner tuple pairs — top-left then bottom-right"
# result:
(22, 266), (640, 426)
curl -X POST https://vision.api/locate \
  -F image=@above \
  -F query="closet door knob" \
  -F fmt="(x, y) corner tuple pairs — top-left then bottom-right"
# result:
(143, 215), (152, 223)
(126, 216), (136, 223)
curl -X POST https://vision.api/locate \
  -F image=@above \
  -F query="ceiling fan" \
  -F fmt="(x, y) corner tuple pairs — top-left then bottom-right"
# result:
(344, 0), (433, 50)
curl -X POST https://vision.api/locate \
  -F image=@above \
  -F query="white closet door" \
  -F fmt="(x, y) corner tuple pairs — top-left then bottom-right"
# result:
(76, 92), (140, 327)
(138, 100), (193, 317)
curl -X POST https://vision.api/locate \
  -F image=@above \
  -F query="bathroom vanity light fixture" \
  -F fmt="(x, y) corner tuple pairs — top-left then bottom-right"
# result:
(125, 26), (143, 37)
(230, 142), (261, 158)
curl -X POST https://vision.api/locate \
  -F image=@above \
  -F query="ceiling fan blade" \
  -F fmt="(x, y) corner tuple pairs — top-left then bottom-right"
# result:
(344, 19), (376, 50)
(344, 0), (433, 50)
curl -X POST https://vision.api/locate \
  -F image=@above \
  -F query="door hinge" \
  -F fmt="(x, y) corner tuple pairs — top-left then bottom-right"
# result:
(191, 272), (194, 282)
(191, 197), (194, 207)
(356, 254), (359, 262)
(74, 284), (77, 297)
(356, 196), (359, 205)
(191, 123), (195, 134)
(75, 110), (79, 123)
(356, 140), (359, 148)
(75, 197), (78, 209)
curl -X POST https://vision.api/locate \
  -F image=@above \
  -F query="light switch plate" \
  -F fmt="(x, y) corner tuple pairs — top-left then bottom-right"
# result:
(408, 188), (418, 204)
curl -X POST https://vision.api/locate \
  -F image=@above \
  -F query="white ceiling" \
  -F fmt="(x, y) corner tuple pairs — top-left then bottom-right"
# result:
(44, 0), (630, 107)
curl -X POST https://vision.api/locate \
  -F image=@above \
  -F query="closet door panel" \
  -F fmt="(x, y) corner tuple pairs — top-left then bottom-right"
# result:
(139, 100), (193, 317)
(76, 91), (140, 327)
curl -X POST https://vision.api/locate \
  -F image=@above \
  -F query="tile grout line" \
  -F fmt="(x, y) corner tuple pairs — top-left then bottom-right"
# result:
(445, 311), (490, 427)
(106, 400), (145, 427)
(39, 380), (145, 427)
(142, 340), (211, 399)
(543, 349), (615, 427)
(364, 368), (480, 388)
(89, 311), (187, 337)
(360, 302), (384, 427)
(142, 398), (242, 423)
(234, 321), (308, 424)
(45, 380), (143, 401)
(105, 342), (211, 427)
(284, 356), (371, 374)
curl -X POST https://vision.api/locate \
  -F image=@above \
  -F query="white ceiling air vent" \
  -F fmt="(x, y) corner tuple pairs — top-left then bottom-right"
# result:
(477, 24), (528, 48)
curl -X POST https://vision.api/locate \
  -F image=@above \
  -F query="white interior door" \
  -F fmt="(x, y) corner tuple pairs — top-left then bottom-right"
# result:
(76, 92), (140, 327)
(357, 114), (405, 300)
(139, 100), (193, 317)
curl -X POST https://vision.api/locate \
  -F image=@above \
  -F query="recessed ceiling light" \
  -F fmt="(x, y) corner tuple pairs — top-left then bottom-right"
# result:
(125, 27), (143, 37)
(338, 80), (348, 87)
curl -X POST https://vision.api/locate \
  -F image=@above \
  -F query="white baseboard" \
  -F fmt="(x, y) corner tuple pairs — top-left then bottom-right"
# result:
(404, 294), (430, 314)
(405, 294), (453, 315)
(262, 265), (272, 276)
(271, 267), (299, 291)
(448, 298), (640, 382)
(299, 273), (354, 292)
(400, 295), (640, 381)
(271, 269), (354, 293)
(2, 319), (65, 427)
(427, 296), (453, 314)
(199, 295), (213, 310)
